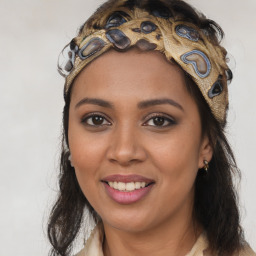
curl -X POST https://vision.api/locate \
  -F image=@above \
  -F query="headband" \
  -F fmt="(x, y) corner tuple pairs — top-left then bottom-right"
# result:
(58, 4), (230, 123)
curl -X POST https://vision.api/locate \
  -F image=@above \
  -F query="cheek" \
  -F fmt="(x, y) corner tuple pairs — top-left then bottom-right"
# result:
(150, 128), (201, 173)
(147, 143), (199, 220)
(148, 128), (201, 197)
(68, 124), (109, 197)
(69, 120), (107, 169)
(70, 137), (105, 209)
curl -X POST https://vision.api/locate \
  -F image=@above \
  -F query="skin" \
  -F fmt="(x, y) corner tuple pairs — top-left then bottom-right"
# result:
(68, 49), (213, 256)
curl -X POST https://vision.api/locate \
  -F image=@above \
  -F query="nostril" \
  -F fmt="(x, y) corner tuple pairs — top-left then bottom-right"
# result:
(106, 130), (147, 164)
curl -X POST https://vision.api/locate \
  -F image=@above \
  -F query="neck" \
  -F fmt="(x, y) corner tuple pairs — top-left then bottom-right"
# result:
(103, 213), (202, 256)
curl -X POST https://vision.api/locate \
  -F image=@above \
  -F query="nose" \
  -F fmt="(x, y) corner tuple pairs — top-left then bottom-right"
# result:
(106, 125), (147, 166)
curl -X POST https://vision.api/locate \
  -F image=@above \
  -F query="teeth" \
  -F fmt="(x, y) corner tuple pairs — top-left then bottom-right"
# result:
(118, 182), (126, 191)
(135, 182), (141, 189)
(126, 182), (135, 191)
(108, 181), (148, 192)
(113, 181), (118, 189)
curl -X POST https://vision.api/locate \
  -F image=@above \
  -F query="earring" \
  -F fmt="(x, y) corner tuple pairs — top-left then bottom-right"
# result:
(203, 160), (209, 172)
(68, 154), (74, 167)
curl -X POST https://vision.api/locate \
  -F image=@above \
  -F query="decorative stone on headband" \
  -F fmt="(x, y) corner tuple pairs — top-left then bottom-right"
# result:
(58, 6), (230, 124)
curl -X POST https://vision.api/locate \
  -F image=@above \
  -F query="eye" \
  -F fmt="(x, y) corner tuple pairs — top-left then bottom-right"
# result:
(143, 114), (176, 127)
(81, 114), (111, 127)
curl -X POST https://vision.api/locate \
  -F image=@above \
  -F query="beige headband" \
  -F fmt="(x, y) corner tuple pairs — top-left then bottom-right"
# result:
(58, 5), (230, 123)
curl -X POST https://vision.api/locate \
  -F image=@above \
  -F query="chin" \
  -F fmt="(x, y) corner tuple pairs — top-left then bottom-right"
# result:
(99, 208), (154, 232)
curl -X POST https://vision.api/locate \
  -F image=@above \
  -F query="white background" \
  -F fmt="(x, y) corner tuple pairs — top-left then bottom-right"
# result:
(0, 0), (255, 255)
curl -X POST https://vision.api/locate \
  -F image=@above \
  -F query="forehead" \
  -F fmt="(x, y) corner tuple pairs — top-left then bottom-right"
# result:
(71, 48), (188, 100)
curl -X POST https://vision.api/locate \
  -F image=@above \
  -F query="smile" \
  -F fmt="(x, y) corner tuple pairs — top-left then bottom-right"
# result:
(102, 175), (155, 204)
(107, 181), (149, 192)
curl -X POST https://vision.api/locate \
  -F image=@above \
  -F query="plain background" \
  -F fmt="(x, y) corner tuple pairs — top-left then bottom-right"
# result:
(0, 0), (255, 255)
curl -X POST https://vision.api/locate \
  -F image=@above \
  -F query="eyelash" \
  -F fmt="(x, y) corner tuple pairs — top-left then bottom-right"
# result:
(81, 113), (111, 127)
(143, 113), (176, 127)
(81, 112), (176, 128)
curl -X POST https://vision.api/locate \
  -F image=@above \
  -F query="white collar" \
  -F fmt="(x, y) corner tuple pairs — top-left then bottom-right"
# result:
(75, 222), (210, 256)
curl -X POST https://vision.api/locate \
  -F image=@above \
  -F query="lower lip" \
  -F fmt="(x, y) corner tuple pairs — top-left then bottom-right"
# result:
(103, 183), (154, 204)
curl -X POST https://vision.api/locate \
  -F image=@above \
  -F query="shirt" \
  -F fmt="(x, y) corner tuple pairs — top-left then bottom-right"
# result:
(75, 222), (256, 256)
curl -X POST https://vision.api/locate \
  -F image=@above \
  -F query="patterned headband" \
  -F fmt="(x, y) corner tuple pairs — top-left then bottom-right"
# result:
(58, 4), (230, 123)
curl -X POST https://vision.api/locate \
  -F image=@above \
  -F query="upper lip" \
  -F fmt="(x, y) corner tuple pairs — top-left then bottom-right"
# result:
(102, 174), (155, 184)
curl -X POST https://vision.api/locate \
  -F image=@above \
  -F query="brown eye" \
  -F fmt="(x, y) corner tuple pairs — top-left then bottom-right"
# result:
(92, 116), (104, 125)
(144, 115), (176, 127)
(82, 114), (111, 127)
(153, 117), (165, 126)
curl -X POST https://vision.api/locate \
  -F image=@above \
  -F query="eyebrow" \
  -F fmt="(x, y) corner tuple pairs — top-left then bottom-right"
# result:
(138, 98), (184, 111)
(75, 98), (114, 109)
(75, 97), (183, 111)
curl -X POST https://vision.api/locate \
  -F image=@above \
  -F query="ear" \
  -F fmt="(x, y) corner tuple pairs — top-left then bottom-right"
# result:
(198, 135), (213, 169)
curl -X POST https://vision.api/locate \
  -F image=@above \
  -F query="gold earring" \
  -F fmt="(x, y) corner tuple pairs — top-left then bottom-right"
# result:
(203, 160), (209, 172)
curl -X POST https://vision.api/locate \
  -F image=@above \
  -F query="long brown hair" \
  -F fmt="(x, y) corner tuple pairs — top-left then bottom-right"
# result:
(47, 1), (244, 255)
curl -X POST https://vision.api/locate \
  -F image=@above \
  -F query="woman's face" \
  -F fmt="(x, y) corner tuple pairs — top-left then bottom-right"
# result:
(68, 49), (212, 233)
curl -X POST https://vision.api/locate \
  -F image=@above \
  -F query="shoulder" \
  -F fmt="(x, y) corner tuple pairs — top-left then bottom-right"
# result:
(236, 245), (256, 256)
(74, 222), (104, 256)
(202, 246), (256, 256)
(200, 236), (256, 256)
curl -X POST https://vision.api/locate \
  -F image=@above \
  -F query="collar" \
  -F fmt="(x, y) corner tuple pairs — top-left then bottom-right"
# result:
(75, 222), (210, 256)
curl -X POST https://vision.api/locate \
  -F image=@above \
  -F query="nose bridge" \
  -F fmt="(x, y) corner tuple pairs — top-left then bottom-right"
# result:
(107, 120), (146, 165)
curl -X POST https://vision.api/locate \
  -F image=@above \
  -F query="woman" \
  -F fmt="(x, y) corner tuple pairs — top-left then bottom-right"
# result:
(48, 0), (255, 255)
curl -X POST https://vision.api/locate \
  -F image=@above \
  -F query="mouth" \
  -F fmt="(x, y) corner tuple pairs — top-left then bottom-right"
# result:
(101, 174), (155, 204)
(103, 180), (153, 192)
